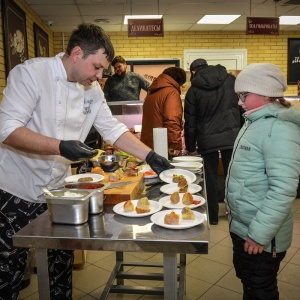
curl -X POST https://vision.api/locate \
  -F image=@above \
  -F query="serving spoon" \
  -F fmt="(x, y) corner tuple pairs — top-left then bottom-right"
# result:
(42, 188), (55, 197)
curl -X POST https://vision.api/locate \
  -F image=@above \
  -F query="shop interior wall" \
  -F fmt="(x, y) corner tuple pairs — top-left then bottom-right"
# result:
(0, 0), (54, 100)
(0, 0), (299, 101)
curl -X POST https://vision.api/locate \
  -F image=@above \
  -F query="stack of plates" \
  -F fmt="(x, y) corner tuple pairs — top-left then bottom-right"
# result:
(171, 156), (203, 173)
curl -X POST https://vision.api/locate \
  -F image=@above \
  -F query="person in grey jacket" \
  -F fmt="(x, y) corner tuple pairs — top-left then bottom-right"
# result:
(184, 59), (241, 224)
(103, 55), (150, 101)
(225, 63), (300, 300)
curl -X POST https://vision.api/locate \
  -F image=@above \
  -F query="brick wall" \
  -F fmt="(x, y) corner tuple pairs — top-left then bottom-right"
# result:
(55, 30), (299, 95)
(0, 0), (299, 101)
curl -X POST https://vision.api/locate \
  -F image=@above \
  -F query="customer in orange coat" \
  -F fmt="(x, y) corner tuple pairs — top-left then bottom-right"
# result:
(140, 67), (186, 156)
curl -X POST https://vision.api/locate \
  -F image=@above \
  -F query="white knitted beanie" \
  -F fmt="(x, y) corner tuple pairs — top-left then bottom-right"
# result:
(235, 63), (287, 97)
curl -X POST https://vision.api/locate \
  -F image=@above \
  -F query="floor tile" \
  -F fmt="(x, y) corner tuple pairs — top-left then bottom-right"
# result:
(215, 268), (243, 294)
(290, 248), (300, 265)
(278, 280), (300, 300)
(186, 256), (232, 284)
(278, 262), (300, 286)
(198, 284), (242, 300)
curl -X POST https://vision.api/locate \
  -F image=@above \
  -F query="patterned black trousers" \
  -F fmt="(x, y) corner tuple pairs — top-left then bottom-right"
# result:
(0, 189), (74, 300)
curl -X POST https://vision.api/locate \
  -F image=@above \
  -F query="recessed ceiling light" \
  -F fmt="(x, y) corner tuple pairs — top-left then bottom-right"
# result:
(197, 15), (240, 24)
(279, 16), (300, 25)
(95, 18), (111, 23)
(124, 15), (163, 25)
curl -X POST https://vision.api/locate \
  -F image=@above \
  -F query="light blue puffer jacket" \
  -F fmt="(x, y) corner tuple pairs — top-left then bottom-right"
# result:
(225, 103), (300, 253)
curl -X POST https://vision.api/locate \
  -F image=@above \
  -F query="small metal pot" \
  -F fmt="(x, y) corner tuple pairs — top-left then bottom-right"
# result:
(91, 154), (128, 172)
(64, 182), (107, 214)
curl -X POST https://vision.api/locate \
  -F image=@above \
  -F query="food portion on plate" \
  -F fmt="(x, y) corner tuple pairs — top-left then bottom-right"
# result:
(164, 210), (180, 225)
(113, 199), (162, 217)
(150, 209), (205, 229)
(164, 207), (195, 225)
(123, 197), (151, 214)
(135, 197), (151, 214)
(160, 193), (206, 209)
(64, 173), (104, 183)
(159, 169), (196, 184)
(160, 183), (202, 195)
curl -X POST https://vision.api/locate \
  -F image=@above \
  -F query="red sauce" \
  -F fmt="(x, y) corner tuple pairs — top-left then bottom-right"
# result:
(65, 183), (104, 189)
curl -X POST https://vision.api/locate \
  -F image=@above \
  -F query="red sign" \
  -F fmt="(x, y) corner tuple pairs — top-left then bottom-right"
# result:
(128, 18), (164, 37)
(246, 17), (279, 35)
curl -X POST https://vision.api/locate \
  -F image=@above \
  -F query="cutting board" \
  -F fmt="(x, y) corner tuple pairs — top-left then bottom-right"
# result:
(102, 172), (144, 204)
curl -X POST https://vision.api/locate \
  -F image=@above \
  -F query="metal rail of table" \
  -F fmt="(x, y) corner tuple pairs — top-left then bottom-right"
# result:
(13, 172), (209, 300)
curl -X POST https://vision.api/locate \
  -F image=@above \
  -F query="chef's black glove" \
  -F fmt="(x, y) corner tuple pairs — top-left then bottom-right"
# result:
(145, 150), (174, 175)
(59, 140), (98, 161)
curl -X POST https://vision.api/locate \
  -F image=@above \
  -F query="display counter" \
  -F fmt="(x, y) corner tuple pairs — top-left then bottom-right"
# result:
(13, 173), (208, 300)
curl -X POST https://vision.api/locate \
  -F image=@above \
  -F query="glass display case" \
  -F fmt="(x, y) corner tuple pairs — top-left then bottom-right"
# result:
(107, 101), (143, 131)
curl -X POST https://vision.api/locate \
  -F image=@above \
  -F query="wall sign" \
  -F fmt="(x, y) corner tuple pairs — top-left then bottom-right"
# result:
(246, 17), (279, 35)
(287, 38), (300, 85)
(128, 18), (164, 37)
(2, 0), (28, 77)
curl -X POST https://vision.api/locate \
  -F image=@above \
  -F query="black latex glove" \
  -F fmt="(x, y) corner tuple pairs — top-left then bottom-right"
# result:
(145, 150), (174, 175)
(59, 140), (98, 162)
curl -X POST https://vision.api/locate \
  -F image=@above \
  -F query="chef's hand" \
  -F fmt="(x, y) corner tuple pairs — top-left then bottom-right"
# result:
(145, 150), (174, 175)
(59, 140), (98, 161)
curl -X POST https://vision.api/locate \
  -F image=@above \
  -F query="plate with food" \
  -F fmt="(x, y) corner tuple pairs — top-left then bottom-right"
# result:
(159, 193), (206, 209)
(64, 173), (104, 183)
(159, 169), (196, 184)
(139, 169), (158, 178)
(160, 183), (202, 195)
(150, 209), (205, 229)
(113, 198), (162, 217)
(172, 156), (203, 163)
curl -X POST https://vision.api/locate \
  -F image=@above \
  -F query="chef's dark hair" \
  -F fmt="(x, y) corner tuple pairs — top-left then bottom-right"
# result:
(162, 67), (186, 86)
(66, 23), (115, 62)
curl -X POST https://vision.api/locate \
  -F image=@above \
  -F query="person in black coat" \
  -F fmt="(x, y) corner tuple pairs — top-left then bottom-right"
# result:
(184, 59), (242, 225)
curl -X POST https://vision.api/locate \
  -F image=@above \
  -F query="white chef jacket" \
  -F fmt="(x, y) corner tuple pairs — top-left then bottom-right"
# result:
(0, 53), (128, 202)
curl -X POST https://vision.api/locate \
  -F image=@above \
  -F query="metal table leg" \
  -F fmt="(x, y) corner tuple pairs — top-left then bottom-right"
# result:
(36, 248), (50, 300)
(163, 253), (178, 300)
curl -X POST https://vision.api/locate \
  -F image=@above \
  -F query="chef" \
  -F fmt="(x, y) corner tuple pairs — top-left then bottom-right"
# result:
(0, 23), (172, 300)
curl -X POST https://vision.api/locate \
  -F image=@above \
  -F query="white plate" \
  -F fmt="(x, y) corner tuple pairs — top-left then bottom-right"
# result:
(173, 156), (203, 163)
(64, 174), (104, 183)
(113, 200), (162, 217)
(150, 209), (205, 229)
(138, 169), (158, 179)
(160, 183), (202, 195)
(159, 169), (196, 184)
(170, 162), (203, 169)
(159, 194), (206, 209)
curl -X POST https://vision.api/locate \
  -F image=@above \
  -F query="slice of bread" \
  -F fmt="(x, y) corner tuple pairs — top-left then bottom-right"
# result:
(182, 192), (193, 205)
(170, 191), (180, 204)
(181, 206), (195, 220)
(135, 197), (151, 214)
(164, 211), (180, 225)
(123, 200), (134, 212)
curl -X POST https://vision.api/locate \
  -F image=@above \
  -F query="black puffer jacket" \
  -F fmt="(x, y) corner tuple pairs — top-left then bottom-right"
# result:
(184, 64), (241, 154)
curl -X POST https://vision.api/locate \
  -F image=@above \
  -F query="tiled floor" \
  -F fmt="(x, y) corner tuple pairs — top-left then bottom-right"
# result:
(20, 200), (300, 300)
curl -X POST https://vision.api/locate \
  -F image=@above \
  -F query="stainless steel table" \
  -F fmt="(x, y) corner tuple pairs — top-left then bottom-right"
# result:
(13, 174), (209, 300)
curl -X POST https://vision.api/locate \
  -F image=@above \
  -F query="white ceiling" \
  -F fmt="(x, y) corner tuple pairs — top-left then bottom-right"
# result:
(26, 0), (300, 33)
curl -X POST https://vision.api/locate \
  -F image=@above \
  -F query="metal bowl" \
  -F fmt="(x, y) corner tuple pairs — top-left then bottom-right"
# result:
(92, 154), (128, 172)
